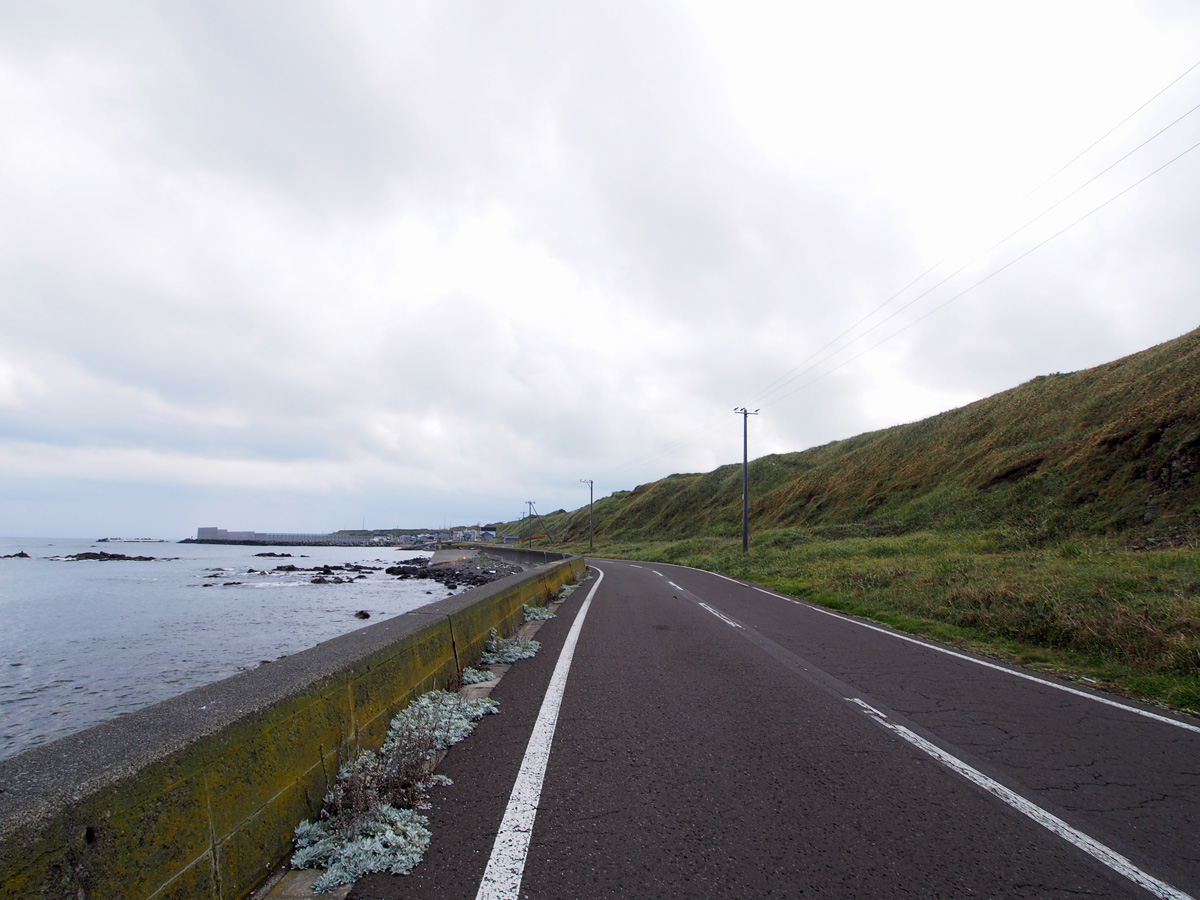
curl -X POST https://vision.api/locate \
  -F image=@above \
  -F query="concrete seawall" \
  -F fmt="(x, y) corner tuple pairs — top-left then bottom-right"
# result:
(0, 550), (585, 900)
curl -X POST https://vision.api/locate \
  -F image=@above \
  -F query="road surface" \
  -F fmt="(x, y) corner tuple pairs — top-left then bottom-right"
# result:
(350, 558), (1199, 899)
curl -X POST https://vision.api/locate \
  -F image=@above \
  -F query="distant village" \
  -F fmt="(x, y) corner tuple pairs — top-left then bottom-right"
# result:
(188, 526), (512, 548)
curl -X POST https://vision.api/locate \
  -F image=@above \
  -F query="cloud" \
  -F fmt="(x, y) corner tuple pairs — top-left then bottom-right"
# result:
(1, 0), (1198, 536)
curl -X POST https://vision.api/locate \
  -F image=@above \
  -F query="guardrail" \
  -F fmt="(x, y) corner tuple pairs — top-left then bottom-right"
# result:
(0, 555), (585, 900)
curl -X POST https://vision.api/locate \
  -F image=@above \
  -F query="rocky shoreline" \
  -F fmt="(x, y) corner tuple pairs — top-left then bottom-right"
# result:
(385, 554), (523, 591)
(196, 553), (525, 592)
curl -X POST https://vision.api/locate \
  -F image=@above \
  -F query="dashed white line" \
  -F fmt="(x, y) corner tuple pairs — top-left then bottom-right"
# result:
(667, 581), (682, 590)
(754, 587), (1200, 735)
(849, 699), (1195, 900)
(698, 602), (743, 629)
(475, 567), (605, 900)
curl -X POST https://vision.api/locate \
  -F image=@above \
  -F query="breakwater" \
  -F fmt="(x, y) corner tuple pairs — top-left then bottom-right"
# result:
(0, 548), (585, 900)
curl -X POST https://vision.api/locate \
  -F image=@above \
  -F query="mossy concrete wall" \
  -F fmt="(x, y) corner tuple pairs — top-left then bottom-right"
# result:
(0, 554), (584, 900)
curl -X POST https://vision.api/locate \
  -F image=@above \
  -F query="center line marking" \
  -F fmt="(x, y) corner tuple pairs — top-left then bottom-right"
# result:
(475, 567), (605, 900)
(850, 699), (1194, 900)
(698, 602), (743, 629)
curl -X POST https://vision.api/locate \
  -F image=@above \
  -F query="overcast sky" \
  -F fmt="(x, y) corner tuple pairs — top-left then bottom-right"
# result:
(2, 1), (1198, 538)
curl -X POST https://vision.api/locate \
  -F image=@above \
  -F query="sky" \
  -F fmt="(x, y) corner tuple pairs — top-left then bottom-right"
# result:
(1, 1), (1199, 538)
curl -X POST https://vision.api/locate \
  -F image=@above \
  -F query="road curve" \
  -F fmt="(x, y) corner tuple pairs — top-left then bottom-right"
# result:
(350, 559), (1199, 900)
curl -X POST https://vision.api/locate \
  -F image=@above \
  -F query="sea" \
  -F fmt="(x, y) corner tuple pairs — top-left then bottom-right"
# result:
(0, 536), (454, 761)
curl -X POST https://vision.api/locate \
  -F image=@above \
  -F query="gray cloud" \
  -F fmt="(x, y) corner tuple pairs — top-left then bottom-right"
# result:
(1, 1), (1198, 536)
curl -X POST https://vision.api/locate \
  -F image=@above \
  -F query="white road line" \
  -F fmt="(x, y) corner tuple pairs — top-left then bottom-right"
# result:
(710, 571), (745, 585)
(475, 567), (605, 900)
(667, 581), (682, 590)
(756, 586), (803, 605)
(849, 699), (1195, 900)
(629, 564), (643, 569)
(846, 697), (887, 718)
(652, 570), (664, 577)
(753, 587), (1200, 735)
(698, 602), (743, 629)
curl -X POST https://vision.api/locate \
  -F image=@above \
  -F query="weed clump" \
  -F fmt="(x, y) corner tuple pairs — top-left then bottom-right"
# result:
(522, 603), (555, 621)
(291, 690), (498, 889)
(461, 666), (494, 684)
(480, 627), (540, 664)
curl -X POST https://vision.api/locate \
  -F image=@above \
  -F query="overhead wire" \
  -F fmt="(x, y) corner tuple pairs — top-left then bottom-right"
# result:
(753, 91), (1200, 408)
(1023, 57), (1200, 199)
(761, 134), (1200, 410)
(749, 260), (944, 402)
(593, 56), (1200, 481)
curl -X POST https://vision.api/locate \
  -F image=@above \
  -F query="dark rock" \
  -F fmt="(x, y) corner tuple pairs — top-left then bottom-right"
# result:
(58, 551), (159, 562)
(386, 565), (425, 577)
(354, 610), (371, 619)
(1, 551), (30, 559)
(384, 554), (521, 589)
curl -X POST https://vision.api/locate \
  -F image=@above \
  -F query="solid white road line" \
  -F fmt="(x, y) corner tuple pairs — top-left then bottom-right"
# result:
(475, 567), (605, 900)
(850, 699), (1195, 900)
(709, 571), (745, 585)
(753, 587), (1200, 735)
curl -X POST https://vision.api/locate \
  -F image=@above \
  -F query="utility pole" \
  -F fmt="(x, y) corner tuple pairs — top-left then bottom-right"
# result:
(580, 479), (594, 551)
(734, 408), (760, 553)
(526, 501), (534, 549)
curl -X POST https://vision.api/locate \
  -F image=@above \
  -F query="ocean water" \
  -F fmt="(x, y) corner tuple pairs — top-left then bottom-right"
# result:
(0, 536), (453, 760)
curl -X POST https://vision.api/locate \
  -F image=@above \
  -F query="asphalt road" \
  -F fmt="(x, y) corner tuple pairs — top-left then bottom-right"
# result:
(350, 559), (1199, 900)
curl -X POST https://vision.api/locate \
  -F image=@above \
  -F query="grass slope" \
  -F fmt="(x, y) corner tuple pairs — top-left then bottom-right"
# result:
(524, 327), (1200, 545)
(498, 329), (1200, 713)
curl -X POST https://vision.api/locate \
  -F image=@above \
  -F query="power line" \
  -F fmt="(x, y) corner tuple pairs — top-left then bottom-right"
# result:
(760, 135), (1200, 410)
(592, 57), (1200, 482)
(1024, 57), (1200, 199)
(749, 260), (944, 403)
(754, 89), (1200, 408)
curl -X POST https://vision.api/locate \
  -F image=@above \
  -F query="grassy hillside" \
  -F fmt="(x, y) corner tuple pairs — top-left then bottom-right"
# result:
(518, 326), (1200, 548)
(494, 329), (1200, 713)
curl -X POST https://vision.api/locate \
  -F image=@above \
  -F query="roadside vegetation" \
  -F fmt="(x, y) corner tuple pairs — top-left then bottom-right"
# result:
(496, 328), (1200, 714)
(290, 594), (569, 888)
(292, 690), (499, 890)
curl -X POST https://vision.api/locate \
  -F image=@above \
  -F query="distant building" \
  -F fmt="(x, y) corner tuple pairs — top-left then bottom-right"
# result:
(195, 527), (360, 546)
